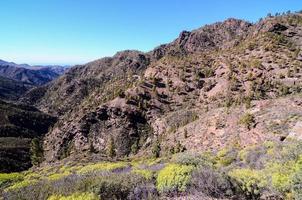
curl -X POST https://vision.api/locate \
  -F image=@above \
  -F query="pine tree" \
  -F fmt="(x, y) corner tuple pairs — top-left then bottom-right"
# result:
(152, 140), (161, 158)
(107, 136), (116, 158)
(30, 138), (44, 165)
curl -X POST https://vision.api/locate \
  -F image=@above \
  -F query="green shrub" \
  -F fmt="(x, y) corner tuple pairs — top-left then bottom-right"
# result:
(77, 162), (128, 174)
(48, 192), (98, 200)
(229, 168), (267, 198)
(215, 147), (237, 167)
(0, 173), (23, 187)
(132, 169), (154, 180)
(172, 152), (214, 167)
(156, 164), (194, 192)
(291, 155), (302, 199)
(239, 112), (255, 130)
(48, 171), (71, 181)
(264, 162), (294, 193)
(5, 179), (39, 191)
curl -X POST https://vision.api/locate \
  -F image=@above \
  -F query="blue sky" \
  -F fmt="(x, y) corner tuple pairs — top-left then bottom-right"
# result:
(0, 0), (301, 65)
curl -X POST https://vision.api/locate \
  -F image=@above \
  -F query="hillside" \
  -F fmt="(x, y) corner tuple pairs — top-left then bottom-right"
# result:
(1, 12), (302, 200)
(0, 76), (33, 100)
(0, 100), (56, 173)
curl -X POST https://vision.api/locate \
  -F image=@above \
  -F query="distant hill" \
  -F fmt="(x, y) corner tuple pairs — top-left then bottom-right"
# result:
(0, 60), (69, 100)
(0, 59), (69, 85)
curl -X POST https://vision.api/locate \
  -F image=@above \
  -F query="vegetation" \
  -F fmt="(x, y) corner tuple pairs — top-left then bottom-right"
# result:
(106, 136), (116, 158)
(239, 112), (255, 130)
(2, 140), (302, 199)
(156, 164), (194, 193)
(48, 193), (99, 200)
(30, 138), (44, 165)
(152, 140), (161, 158)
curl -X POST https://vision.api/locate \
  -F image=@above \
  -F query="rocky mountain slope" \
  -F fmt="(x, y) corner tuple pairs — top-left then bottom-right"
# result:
(21, 13), (302, 163)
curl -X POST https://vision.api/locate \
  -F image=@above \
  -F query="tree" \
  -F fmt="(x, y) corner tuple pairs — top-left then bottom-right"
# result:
(184, 128), (188, 139)
(106, 136), (116, 158)
(30, 138), (44, 165)
(131, 140), (139, 155)
(152, 140), (161, 158)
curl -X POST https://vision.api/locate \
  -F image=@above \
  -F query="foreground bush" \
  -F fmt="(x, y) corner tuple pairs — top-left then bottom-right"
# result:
(48, 192), (98, 200)
(228, 168), (267, 199)
(190, 166), (233, 198)
(0, 173), (23, 187)
(156, 164), (194, 193)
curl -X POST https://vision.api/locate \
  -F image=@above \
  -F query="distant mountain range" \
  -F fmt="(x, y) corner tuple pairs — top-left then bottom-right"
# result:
(0, 59), (69, 100)
(0, 59), (69, 85)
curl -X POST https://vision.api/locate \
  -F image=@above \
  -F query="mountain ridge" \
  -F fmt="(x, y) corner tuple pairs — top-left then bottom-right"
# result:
(19, 13), (302, 162)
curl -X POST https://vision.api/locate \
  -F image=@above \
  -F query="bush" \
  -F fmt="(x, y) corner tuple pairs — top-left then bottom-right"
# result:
(264, 162), (294, 193)
(239, 113), (255, 130)
(92, 173), (148, 199)
(190, 166), (233, 198)
(291, 156), (302, 199)
(132, 169), (154, 180)
(215, 147), (237, 167)
(156, 164), (194, 193)
(228, 168), (267, 199)
(48, 192), (98, 200)
(0, 173), (23, 187)
(172, 152), (213, 167)
(5, 179), (39, 191)
(77, 162), (128, 174)
(48, 172), (72, 181)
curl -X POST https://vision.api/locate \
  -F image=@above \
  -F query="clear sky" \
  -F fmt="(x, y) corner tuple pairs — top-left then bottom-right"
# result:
(0, 0), (301, 65)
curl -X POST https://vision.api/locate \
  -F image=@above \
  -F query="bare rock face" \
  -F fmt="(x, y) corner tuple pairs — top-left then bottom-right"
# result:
(43, 99), (151, 161)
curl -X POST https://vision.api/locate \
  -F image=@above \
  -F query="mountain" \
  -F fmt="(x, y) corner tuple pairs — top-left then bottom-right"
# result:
(0, 60), (68, 86)
(21, 13), (302, 162)
(1, 12), (302, 200)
